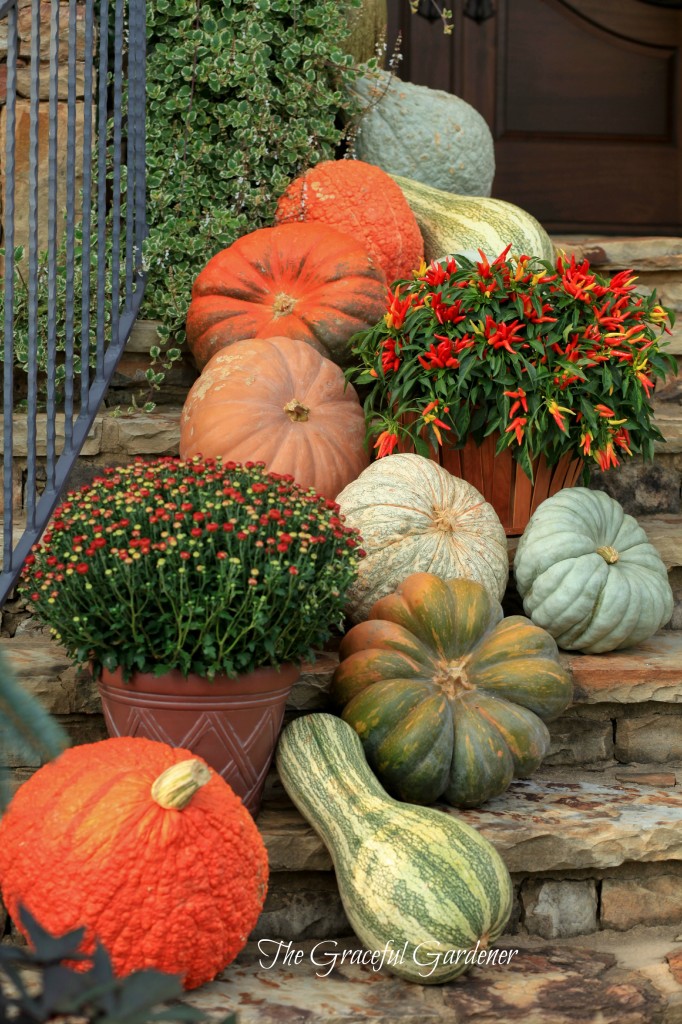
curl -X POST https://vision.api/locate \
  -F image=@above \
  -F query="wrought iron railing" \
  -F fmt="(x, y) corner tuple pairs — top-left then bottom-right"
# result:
(0, 0), (146, 606)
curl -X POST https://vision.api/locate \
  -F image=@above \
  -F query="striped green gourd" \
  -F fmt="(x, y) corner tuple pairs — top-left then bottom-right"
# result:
(275, 713), (513, 984)
(392, 173), (555, 264)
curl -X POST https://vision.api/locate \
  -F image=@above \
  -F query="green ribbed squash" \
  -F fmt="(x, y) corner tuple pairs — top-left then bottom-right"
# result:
(392, 174), (555, 263)
(514, 488), (674, 653)
(275, 713), (513, 984)
(332, 572), (572, 808)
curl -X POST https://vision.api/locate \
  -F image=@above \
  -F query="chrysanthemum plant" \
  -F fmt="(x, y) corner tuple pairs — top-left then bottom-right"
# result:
(21, 458), (364, 681)
(349, 247), (676, 480)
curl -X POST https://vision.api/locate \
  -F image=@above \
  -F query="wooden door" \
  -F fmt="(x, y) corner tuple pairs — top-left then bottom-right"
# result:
(388, 0), (682, 234)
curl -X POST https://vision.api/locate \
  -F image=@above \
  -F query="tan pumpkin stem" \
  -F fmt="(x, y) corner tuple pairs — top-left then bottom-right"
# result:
(431, 507), (460, 532)
(151, 759), (212, 810)
(272, 292), (297, 318)
(596, 545), (619, 564)
(283, 398), (310, 422)
(434, 658), (475, 698)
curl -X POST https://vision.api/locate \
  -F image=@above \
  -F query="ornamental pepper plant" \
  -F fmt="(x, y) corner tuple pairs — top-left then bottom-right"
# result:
(349, 247), (676, 480)
(21, 457), (364, 681)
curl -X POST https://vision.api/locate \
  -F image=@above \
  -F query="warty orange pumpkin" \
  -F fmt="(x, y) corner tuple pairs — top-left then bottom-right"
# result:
(274, 159), (425, 284)
(0, 737), (268, 990)
(185, 222), (386, 370)
(179, 336), (370, 499)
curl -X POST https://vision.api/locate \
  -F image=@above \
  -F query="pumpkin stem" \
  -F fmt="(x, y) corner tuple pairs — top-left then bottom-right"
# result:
(596, 545), (619, 564)
(434, 658), (475, 698)
(284, 398), (310, 422)
(272, 292), (297, 318)
(151, 759), (212, 810)
(431, 507), (460, 532)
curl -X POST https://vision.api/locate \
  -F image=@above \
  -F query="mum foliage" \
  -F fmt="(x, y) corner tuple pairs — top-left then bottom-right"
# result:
(21, 457), (363, 680)
(349, 247), (675, 479)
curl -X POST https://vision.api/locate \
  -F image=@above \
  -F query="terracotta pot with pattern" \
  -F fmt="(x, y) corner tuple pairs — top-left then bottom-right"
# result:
(97, 663), (299, 816)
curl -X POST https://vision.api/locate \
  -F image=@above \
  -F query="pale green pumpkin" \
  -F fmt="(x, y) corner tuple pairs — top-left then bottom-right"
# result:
(275, 713), (513, 984)
(393, 174), (555, 264)
(352, 72), (495, 196)
(514, 488), (673, 653)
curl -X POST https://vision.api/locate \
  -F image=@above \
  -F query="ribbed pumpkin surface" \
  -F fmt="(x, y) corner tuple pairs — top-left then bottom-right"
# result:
(275, 159), (424, 284)
(185, 222), (386, 369)
(0, 737), (268, 989)
(392, 173), (555, 263)
(180, 336), (369, 499)
(276, 713), (513, 984)
(332, 573), (572, 807)
(514, 487), (674, 653)
(336, 453), (508, 622)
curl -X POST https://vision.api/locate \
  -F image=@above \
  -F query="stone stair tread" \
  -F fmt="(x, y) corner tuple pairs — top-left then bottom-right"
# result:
(565, 631), (682, 704)
(294, 633), (682, 710)
(179, 927), (682, 1024)
(3, 627), (682, 713)
(550, 235), (682, 272)
(257, 766), (682, 876)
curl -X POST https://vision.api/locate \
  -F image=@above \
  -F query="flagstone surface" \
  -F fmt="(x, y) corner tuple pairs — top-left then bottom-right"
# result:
(180, 928), (682, 1024)
(259, 771), (682, 876)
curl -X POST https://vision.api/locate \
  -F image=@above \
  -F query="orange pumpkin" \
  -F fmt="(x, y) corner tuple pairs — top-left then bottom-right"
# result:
(180, 336), (370, 499)
(275, 159), (424, 284)
(185, 222), (386, 370)
(0, 737), (268, 990)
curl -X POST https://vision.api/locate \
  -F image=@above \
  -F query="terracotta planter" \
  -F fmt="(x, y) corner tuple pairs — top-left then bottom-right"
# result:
(98, 663), (299, 817)
(438, 434), (583, 536)
(397, 424), (582, 535)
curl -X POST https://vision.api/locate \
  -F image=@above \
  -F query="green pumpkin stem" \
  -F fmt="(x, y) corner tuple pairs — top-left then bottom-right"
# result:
(151, 759), (212, 810)
(596, 545), (619, 564)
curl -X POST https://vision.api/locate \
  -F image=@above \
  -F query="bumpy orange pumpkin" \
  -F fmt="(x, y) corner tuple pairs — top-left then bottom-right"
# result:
(275, 159), (424, 284)
(185, 222), (386, 370)
(0, 737), (268, 990)
(180, 337), (370, 498)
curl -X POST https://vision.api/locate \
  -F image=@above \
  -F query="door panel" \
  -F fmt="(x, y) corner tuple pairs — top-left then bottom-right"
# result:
(387, 0), (682, 234)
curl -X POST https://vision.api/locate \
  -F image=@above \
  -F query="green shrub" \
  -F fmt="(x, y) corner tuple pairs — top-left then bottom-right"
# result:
(142, 0), (366, 349)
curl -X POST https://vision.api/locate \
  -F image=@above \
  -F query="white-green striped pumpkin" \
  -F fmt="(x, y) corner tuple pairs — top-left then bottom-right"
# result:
(336, 454), (509, 624)
(275, 713), (513, 984)
(392, 174), (555, 264)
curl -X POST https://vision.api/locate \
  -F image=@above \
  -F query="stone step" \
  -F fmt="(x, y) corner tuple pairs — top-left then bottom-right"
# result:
(258, 765), (682, 877)
(293, 633), (682, 710)
(178, 927), (682, 1024)
(550, 235), (682, 273)
(2, 630), (682, 774)
(0, 408), (183, 461)
(254, 765), (682, 942)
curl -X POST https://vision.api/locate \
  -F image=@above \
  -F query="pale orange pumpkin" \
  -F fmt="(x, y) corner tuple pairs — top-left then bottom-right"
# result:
(179, 336), (370, 499)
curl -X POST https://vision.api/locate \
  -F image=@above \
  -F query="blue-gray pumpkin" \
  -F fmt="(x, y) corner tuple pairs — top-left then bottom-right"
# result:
(514, 488), (673, 653)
